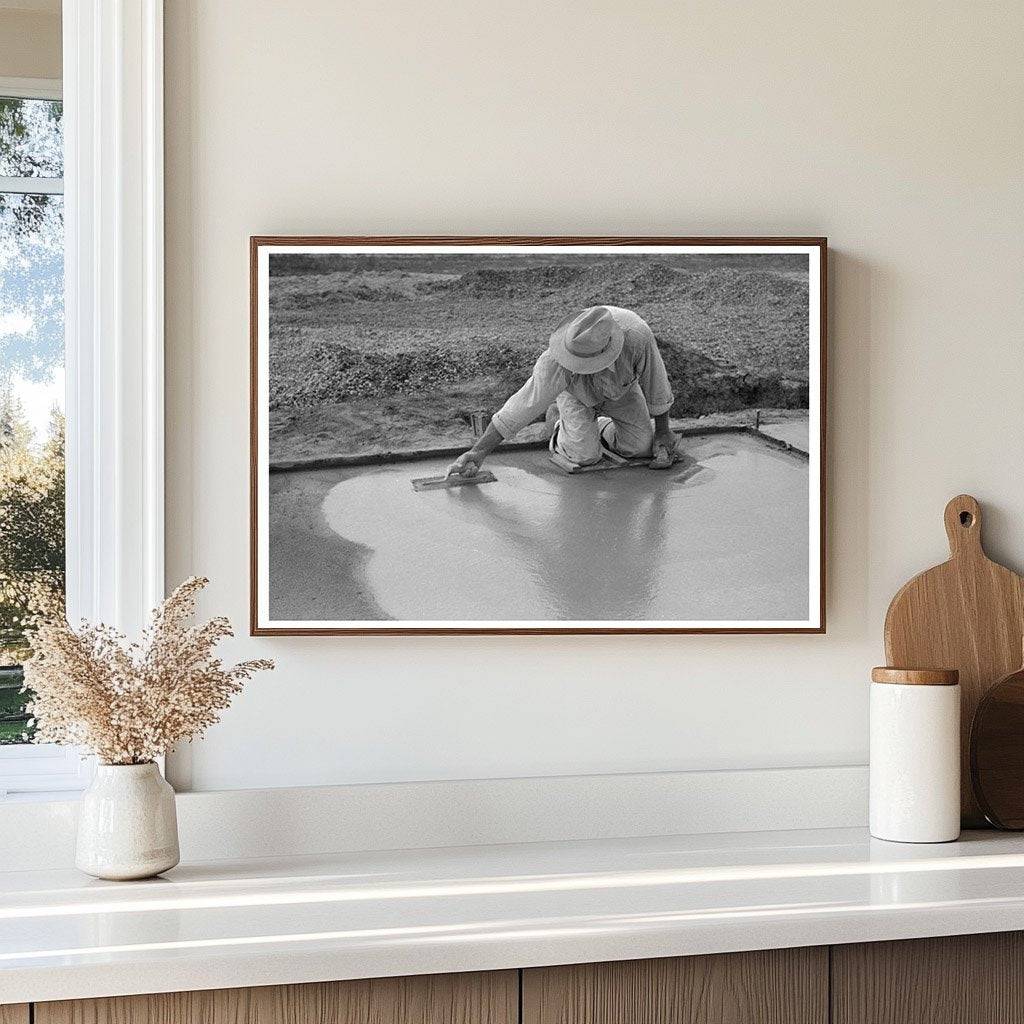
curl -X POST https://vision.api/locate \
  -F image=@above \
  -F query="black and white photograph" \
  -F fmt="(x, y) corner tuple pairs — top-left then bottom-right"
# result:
(251, 238), (825, 634)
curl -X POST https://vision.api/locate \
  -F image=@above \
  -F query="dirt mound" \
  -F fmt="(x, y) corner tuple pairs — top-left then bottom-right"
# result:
(271, 329), (807, 423)
(445, 260), (692, 306)
(451, 265), (590, 298)
(576, 260), (692, 304)
(626, 261), (688, 293)
(285, 283), (408, 307)
(687, 268), (807, 308)
(657, 340), (807, 417)
(271, 339), (534, 410)
(270, 339), (363, 408)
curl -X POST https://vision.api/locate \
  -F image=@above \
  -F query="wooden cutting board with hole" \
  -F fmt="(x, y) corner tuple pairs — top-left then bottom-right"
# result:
(884, 494), (1024, 826)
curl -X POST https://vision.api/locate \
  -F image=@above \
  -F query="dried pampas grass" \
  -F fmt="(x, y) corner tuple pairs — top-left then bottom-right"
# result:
(23, 577), (273, 765)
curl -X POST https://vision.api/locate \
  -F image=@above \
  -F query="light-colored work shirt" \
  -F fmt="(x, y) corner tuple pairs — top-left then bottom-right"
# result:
(491, 306), (674, 439)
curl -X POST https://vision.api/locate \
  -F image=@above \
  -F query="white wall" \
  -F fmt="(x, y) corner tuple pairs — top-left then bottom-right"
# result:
(164, 0), (1024, 792)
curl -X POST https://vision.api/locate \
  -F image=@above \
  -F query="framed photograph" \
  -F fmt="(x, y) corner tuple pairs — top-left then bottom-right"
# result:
(251, 236), (826, 635)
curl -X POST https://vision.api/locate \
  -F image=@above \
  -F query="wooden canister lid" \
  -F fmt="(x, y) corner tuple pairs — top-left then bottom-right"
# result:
(871, 666), (960, 686)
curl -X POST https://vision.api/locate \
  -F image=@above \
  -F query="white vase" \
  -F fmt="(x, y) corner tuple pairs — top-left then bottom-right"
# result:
(76, 762), (180, 880)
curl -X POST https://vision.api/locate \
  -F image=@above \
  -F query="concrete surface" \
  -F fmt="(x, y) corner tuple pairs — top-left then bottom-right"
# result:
(268, 431), (810, 623)
(759, 420), (810, 452)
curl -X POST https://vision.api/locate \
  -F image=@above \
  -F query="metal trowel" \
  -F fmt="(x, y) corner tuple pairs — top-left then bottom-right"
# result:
(411, 470), (497, 492)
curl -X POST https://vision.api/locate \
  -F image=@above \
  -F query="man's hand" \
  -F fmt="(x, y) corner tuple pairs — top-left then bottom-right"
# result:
(650, 429), (677, 470)
(654, 429), (677, 455)
(446, 451), (483, 478)
(447, 423), (505, 478)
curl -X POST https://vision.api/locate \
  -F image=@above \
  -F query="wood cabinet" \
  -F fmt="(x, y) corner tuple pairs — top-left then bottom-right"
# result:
(522, 947), (828, 1024)
(23, 932), (1024, 1024)
(34, 971), (517, 1024)
(832, 932), (1024, 1024)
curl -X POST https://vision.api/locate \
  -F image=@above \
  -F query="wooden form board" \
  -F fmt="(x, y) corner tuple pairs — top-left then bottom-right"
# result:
(0, 1007), (29, 1024)
(884, 494), (1024, 825)
(522, 948), (828, 1024)
(35, 972), (517, 1024)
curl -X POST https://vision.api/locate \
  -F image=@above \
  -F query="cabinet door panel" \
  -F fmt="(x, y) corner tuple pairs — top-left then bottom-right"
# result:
(832, 932), (1024, 1024)
(36, 970), (517, 1024)
(523, 948), (828, 1024)
(0, 1006), (29, 1024)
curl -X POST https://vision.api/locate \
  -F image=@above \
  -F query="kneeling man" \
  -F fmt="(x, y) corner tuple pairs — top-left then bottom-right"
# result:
(448, 305), (677, 478)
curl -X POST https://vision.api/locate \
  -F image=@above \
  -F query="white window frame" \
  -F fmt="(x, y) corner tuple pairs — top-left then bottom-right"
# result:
(0, 0), (165, 799)
(0, 77), (61, 101)
(0, 78), (64, 193)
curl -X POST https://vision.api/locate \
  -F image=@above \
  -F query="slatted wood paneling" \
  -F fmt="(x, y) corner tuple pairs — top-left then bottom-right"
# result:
(35, 971), (517, 1024)
(0, 1006), (29, 1024)
(832, 932), (1024, 1024)
(522, 948), (828, 1024)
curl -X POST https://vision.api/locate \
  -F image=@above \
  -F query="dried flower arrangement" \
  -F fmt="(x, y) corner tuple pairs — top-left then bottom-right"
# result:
(22, 576), (273, 765)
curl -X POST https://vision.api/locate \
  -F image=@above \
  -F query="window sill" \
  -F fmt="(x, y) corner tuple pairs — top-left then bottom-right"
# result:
(0, 744), (93, 799)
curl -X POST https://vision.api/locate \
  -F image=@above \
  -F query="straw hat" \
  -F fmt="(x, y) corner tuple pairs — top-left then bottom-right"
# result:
(548, 306), (624, 374)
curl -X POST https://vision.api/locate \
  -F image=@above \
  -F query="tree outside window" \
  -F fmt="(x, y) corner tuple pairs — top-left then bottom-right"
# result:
(0, 94), (65, 744)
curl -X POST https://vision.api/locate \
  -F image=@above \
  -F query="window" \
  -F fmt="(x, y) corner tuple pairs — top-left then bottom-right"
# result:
(0, 5), (166, 798)
(0, 80), (85, 797)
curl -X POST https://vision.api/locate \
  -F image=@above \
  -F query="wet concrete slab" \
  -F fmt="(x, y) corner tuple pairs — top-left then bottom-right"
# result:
(269, 431), (810, 623)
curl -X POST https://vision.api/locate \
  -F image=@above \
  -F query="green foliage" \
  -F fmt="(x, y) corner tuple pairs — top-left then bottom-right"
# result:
(0, 395), (65, 642)
(0, 394), (65, 742)
(0, 97), (62, 241)
(1, 97), (65, 741)
(0, 666), (29, 744)
(0, 97), (63, 178)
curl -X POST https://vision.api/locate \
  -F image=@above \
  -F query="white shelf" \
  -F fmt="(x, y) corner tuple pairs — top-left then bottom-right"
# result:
(4, 827), (1024, 1004)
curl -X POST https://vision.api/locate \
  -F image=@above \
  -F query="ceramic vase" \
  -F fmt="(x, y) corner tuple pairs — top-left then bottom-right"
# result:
(76, 762), (180, 880)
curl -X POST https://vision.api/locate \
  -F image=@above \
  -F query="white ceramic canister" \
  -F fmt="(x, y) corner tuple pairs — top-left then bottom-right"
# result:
(76, 762), (180, 880)
(870, 667), (961, 843)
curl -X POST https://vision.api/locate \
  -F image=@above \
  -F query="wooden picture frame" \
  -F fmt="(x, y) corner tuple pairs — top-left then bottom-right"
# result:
(251, 236), (827, 635)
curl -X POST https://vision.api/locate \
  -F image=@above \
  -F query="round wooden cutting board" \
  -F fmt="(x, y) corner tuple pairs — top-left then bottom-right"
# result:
(970, 657), (1024, 829)
(884, 494), (1024, 826)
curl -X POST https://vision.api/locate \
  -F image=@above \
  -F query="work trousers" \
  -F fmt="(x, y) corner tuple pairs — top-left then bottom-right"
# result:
(553, 382), (655, 465)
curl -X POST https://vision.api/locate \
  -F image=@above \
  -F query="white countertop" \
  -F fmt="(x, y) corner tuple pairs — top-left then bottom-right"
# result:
(4, 826), (1024, 1004)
